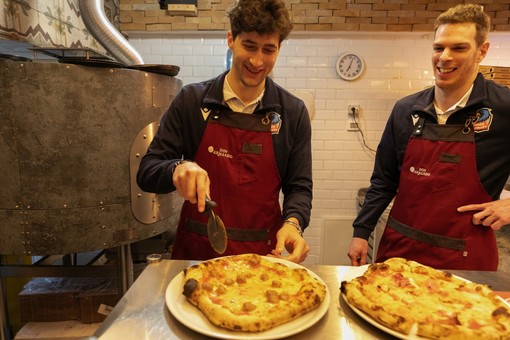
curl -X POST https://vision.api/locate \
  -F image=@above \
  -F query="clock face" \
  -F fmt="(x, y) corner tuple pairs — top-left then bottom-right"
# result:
(336, 53), (364, 80)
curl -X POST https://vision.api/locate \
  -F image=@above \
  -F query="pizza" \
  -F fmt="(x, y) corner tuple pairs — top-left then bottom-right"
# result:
(340, 257), (510, 339)
(181, 253), (327, 332)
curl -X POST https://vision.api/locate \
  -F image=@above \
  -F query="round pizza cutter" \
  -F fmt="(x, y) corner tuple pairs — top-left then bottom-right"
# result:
(205, 198), (227, 254)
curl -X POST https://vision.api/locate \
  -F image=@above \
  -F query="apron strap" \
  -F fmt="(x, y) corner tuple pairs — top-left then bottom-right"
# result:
(387, 216), (466, 251)
(185, 219), (269, 242)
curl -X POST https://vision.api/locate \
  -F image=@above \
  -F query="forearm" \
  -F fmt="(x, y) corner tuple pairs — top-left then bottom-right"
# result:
(281, 108), (313, 229)
(136, 155), (177, 194)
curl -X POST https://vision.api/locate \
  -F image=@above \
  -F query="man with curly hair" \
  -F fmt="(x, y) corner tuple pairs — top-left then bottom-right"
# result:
(137, 0), (312, 263)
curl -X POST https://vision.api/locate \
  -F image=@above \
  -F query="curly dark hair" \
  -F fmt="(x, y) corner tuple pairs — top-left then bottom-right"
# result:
(227, 0), (294, 44)
(434, 3), (491, 47)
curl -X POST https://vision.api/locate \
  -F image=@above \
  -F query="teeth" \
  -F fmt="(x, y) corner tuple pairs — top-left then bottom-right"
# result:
(439, 68), (454, 74)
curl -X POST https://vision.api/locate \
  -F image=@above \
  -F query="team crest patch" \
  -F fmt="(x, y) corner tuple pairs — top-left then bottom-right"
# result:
(471, 108), (493, 132)
(269, 111), (282, 134)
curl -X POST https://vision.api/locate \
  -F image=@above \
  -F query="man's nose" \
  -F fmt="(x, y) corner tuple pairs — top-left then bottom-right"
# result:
(439, 49), (452, 60)
(250, 50), (264, 67)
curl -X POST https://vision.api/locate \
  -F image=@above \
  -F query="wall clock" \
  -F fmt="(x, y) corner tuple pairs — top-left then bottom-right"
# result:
(336, 52), (365, 81)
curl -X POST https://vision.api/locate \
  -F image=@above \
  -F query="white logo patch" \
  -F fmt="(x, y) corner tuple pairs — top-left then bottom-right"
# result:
(409, 166), (431, 177)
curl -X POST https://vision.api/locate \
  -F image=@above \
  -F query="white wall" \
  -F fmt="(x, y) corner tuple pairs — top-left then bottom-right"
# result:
(126, 31), (510, 265)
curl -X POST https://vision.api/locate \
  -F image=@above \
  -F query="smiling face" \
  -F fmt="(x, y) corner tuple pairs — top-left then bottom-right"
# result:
(226, 30), (280, 103)
(432, 23), (489, 96)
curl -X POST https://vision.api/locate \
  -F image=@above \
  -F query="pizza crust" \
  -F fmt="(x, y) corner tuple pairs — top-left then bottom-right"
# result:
(341, 257), (510, 339)
(182, 254), (326, 332)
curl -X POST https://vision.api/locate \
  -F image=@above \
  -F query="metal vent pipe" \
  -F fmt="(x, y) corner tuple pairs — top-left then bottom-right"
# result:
(79, 0), (144, 65)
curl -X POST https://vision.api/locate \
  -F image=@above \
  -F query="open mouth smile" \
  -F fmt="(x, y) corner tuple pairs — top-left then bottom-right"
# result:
(245, 65), (263, 75)
(437, 67), (456, 74)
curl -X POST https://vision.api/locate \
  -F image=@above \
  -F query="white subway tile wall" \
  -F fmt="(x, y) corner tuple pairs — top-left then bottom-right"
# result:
(127, 31), (510, 265)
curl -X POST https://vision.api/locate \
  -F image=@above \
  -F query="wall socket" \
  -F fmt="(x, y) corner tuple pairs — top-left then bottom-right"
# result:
(347, 105), (360, 131)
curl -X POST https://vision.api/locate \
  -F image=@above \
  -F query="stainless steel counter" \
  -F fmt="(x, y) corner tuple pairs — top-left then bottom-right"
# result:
(94, 259), (510, 339)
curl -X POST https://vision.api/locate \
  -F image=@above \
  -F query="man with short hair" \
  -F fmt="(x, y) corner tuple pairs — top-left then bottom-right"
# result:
(349, 3), (510, 270)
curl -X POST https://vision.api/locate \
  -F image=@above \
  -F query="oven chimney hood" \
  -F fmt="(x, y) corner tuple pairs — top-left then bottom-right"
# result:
(79, 0), (144, 65)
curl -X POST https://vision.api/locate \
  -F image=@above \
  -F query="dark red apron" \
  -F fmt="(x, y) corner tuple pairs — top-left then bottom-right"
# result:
(376, 117), (498, 270)
(171, 108), (282, 260)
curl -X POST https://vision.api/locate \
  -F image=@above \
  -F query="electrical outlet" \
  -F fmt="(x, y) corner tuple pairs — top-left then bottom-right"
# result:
(348, 105), (359, 118)
(347, 105), (360, 131)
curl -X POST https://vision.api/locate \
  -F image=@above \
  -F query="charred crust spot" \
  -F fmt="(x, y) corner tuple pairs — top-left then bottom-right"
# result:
(493, 306), (510, 317)
(413, 266), (429, 275)
(182, 278), (198, 298)
(379, 263), (390, 271)
(442, 272), (453, 279)
(358, 276), (368, 284)
(396, 316), (406, 325)
(340, 281), (347, 293)
(183, 264), (198, 276)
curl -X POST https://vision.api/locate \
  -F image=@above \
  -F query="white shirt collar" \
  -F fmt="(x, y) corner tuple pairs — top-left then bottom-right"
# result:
(434, 84), (473, 124)
(223, 76), (263, 114)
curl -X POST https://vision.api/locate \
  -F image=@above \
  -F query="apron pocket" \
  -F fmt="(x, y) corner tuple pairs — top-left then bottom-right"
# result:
(432, 154), (461, 193)
(238, 144), (263, 184)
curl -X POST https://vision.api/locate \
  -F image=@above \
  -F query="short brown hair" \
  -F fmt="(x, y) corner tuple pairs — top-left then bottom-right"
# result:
(434, 4), (490, 46)
(227, 0), (294, 44)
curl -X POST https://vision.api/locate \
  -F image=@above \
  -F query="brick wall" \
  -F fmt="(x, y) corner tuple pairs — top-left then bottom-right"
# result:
(120, 0), (510, 32)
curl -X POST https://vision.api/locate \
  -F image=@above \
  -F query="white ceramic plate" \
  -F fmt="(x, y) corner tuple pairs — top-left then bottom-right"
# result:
(341, 293), (419, 340)
(341, 265), (510, 340)
(166, 256), (330, 340)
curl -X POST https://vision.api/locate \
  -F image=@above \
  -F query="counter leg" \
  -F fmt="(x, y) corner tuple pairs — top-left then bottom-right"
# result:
(117, 244), (134, 295)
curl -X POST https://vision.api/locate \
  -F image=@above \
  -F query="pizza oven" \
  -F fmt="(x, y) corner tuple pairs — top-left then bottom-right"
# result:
(0, 0), (184, 257)
(0, 55), (183, 256)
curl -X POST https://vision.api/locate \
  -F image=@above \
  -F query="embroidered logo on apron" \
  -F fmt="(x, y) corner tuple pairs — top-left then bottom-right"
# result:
(471, 108), (493, 133)
(208, 146), (233, 159)
(409, 166), (431, 177)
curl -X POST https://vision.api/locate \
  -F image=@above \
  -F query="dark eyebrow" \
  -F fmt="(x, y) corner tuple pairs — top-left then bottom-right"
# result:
(241, 38), (278, 50)
(433, 42), (470, 48)
(241, 38), (257, 45)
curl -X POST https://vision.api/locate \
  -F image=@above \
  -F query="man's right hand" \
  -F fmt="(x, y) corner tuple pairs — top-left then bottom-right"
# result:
(347, 237), (369, 266)
(172, 161), (210, 212)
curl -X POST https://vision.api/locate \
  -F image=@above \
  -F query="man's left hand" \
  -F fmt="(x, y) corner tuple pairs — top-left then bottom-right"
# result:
(457, 198), (510, 231)
(267, 224), (310, 263)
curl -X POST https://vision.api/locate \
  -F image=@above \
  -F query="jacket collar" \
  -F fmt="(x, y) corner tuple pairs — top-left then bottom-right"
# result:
(202, 71), (282, 113)
(411, 73), (489, 117)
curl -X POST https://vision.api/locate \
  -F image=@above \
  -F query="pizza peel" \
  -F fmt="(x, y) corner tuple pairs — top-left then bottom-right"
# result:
(205, 198), (227, 254)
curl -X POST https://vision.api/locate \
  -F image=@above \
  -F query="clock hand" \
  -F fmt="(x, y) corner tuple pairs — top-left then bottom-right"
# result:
(346, 58), (354, 72)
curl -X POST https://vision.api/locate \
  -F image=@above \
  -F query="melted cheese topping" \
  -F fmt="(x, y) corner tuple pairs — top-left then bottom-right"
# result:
(198, 258), (306, 316)
(346, 258), (510, 337)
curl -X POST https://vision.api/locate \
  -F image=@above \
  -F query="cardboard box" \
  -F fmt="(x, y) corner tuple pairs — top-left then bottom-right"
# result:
(493, 79), (510, 85)
(479, 65), (510, 74)
(18, 277), (119, 324)
(485, 72), (510, 79)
